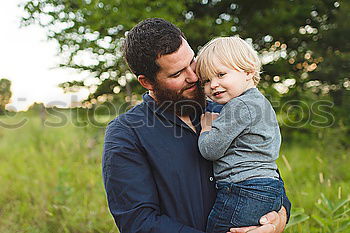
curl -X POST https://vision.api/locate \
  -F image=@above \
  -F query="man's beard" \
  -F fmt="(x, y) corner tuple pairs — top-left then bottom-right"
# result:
(152, 81), (206, 116)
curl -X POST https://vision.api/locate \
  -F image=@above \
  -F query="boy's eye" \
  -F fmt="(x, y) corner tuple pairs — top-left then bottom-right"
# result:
(218, 73), (226, 77)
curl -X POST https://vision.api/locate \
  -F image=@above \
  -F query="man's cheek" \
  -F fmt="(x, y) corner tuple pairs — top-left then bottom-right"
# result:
(191, 61), (197, 73)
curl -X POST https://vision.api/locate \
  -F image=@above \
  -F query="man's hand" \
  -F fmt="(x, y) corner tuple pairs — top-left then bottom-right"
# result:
(227, 206), (287, 233)
(200, 112), (219, 133)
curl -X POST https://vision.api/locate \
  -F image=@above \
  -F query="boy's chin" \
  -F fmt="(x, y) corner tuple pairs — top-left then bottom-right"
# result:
(210, 98), (228, 105)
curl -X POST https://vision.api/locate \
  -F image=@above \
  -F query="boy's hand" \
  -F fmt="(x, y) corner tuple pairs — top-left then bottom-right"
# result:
(227, 207), (287, 233)
(200, 112), (219, 133)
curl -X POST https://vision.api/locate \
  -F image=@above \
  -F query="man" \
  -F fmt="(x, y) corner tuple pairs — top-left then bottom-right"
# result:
(102, 18), (291, 233)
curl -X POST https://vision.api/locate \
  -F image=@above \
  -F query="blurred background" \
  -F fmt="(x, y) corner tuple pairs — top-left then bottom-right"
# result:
(0, 0), (349, 232)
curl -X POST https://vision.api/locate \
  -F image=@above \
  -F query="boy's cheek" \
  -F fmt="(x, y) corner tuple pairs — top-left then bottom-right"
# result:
(204, 86), (211, 96)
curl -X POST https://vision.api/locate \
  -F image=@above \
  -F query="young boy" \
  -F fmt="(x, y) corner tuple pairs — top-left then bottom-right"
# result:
(196, 36), (285, 233)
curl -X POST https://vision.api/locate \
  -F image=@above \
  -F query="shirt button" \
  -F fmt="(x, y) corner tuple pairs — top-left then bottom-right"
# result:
(209, 176), (214, 182)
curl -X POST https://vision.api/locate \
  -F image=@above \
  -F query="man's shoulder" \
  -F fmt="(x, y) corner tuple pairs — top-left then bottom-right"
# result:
(107, 102), (148, 131)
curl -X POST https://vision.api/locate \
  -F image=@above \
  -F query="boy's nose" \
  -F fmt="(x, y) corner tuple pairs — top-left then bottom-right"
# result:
(210, 78), (219, 89)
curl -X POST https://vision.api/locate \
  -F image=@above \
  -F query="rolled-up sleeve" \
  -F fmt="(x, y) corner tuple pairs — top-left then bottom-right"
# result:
(102, 120), (204, 233)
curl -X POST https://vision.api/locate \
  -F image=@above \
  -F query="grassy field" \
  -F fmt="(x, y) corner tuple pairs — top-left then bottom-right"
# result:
(0, 111), (349, 233)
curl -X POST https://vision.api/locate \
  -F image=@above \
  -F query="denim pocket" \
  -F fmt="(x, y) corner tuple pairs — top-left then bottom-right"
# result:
(230, 179), (283, 227)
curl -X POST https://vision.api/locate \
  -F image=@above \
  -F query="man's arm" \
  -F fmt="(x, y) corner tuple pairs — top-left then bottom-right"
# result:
(102, 120), (204, 233)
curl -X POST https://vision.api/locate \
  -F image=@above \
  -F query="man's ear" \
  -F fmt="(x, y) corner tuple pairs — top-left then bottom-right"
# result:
(138, 75), (154, 91)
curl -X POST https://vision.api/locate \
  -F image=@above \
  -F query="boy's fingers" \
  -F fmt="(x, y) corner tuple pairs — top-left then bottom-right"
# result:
(212, 113), (219, 119)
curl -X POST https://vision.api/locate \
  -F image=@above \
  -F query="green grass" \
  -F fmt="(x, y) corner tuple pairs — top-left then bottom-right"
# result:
(0, 112), (117, 233)
(278, 140), (350, 232)
(1, 111), (349, 232)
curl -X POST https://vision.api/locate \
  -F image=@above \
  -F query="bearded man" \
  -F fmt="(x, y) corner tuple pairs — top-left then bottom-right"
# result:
(102, 18), (291, 233)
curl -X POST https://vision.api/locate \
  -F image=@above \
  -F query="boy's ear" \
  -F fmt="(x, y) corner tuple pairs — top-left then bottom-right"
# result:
(138, 75), (154, 91)
(245, 71), (254, 81)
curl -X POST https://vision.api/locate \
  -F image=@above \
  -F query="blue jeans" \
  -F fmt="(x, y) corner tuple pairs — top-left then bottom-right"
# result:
(206, 178), (284, 233)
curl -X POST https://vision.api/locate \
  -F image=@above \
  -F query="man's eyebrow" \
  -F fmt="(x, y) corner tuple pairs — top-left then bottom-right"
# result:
(168, 56), (195, 77)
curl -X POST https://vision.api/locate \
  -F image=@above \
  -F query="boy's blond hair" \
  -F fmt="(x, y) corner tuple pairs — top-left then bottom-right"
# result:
(196, 36), (261, 85)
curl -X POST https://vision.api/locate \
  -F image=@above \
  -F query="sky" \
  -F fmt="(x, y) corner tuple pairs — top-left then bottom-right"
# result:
(0, 1), (90, 111)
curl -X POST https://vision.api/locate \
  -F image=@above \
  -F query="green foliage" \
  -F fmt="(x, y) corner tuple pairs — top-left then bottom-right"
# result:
(0, 78), (12, 114)
(20, 0), (188, 104)
(19, 0), (350, 115)
(285, 194), (350, 233)
(312, 193), (350, 232)
(285, 208), (310, 229)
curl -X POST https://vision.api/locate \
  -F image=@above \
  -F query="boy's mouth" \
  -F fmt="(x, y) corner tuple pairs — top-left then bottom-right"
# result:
(212, 91), (225, 97)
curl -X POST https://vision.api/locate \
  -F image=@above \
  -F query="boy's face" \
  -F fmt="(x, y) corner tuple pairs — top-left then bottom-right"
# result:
(203, 58), (255, 105)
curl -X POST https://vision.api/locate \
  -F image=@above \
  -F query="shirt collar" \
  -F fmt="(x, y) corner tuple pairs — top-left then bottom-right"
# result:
(142, 92), (202, 134)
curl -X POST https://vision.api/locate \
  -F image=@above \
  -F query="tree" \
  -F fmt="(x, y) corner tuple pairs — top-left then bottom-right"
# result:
(0, 78), (12, 114)
(19, 0), (350, 110)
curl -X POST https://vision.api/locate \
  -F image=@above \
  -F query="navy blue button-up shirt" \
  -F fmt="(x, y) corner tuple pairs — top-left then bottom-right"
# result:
(102, 93), (290, 233)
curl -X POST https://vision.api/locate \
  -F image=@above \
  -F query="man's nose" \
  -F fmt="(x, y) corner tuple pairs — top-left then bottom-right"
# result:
(185, 67), (198, 83)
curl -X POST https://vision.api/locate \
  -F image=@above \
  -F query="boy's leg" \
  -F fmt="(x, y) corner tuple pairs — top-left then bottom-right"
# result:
(206, 182), (239, 233)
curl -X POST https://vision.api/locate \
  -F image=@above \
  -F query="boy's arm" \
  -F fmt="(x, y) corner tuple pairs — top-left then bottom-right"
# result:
(205, 101), (291, 222)
(199, 99), (251, 161)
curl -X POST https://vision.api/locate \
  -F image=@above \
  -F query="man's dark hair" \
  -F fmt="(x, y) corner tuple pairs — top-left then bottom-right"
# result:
(123, 18), (185, 83)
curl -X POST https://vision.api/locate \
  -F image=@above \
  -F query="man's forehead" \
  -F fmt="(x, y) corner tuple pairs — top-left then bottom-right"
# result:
(156, 41), (194, 74)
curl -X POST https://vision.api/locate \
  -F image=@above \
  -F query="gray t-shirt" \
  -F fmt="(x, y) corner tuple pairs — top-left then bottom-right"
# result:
(198, 88), (280, 183)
